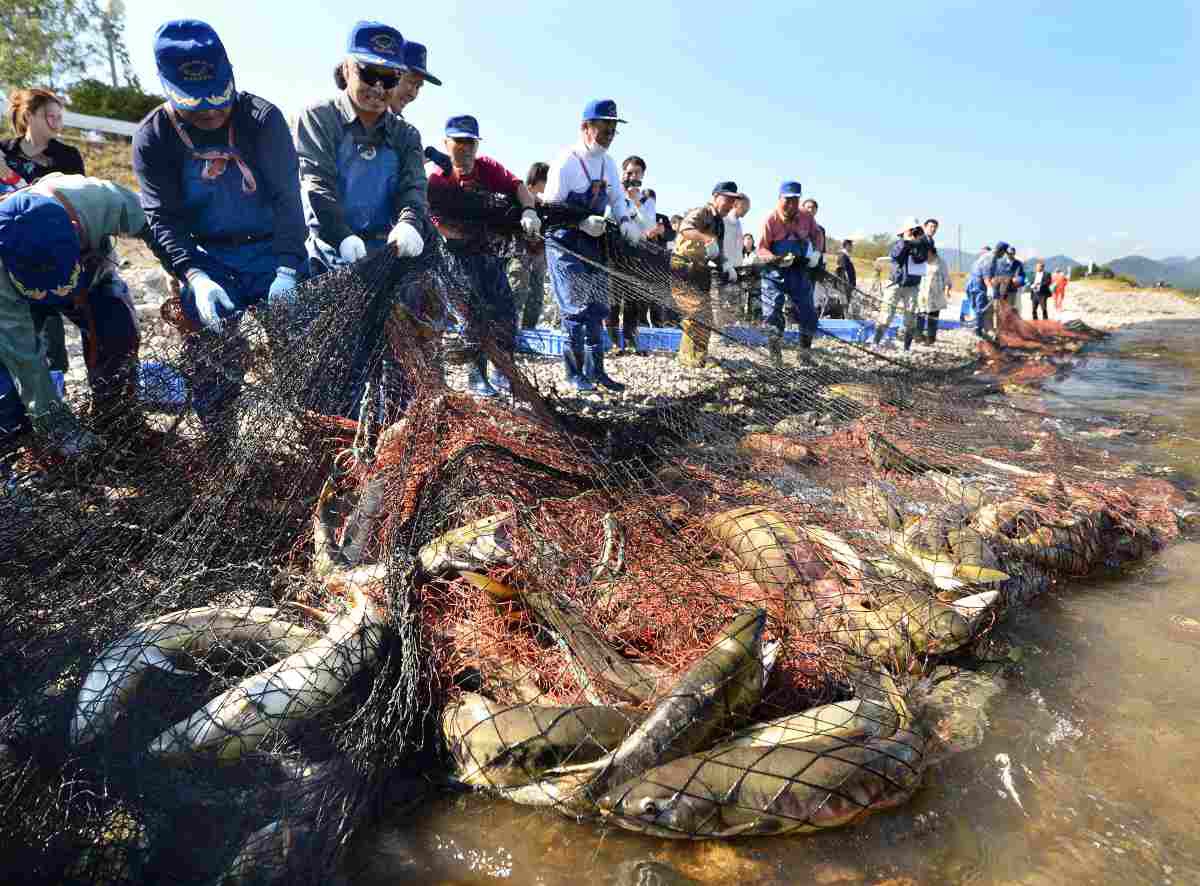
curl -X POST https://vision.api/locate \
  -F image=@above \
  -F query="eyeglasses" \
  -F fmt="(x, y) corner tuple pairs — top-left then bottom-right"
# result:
(356, 64), (400, 89)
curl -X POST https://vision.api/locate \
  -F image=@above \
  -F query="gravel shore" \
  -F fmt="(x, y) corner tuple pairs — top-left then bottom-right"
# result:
(1012, 283), (1200, 330)
(57, 258), (1198, 409)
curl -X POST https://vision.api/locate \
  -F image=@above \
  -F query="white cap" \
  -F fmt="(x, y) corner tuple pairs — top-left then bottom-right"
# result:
(897, 216), (922, 234)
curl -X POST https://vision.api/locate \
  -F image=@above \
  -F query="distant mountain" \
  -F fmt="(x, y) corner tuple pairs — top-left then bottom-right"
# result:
(1021, 254), (1083, 272)
(1107, 255), (1200, 289)
(1162, 256), (1193, 265)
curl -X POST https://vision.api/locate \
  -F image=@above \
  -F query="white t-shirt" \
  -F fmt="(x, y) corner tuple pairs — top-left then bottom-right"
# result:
(721, 212), (744, 269)
(545, 141), (635, 222)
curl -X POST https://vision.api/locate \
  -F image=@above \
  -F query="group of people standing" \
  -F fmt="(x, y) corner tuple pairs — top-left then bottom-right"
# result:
(964, 243), (1070, 337)
(0, 14), (964, 462)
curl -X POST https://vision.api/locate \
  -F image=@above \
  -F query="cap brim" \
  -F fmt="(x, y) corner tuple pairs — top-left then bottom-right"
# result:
(587, 115), (628, 123)
(415, 69), (443, 86)
(444, 130), (480, 140)
(350, 51), (406, 70)
(160, 74), (235, 111)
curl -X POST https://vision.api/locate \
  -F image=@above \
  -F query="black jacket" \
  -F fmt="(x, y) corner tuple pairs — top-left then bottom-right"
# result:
(1030, 270), (1053, 296)
(836, 251), (857, 290)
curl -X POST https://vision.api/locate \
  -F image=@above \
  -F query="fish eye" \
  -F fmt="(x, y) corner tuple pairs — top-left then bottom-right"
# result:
(638, 797), (659, 816)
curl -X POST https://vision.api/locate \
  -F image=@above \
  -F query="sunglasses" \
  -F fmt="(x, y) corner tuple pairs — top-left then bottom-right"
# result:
(624, 178), (643, 187)
(356, 64), (399, 89)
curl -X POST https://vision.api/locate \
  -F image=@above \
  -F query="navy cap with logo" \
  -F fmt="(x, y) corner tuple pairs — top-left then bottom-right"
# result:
(402, 41), (442, 86)
(445, 115), (481, 140)
(347, 21), (406, 70)
(154, 20), (235, 111)
(582, 99), (627, 123)
(995, 241), (1011, 253)
(779, 181), (803, 197)
(0, 193), (81, 304)
(712, 181), (740, 197)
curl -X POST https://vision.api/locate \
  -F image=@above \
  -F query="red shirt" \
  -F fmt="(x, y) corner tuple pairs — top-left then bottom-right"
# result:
(756, 209), (820, 260)
(428, 155), (521, 235)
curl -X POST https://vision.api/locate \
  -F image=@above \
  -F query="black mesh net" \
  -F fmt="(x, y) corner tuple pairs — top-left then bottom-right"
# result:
(0, 200), (1184, 885)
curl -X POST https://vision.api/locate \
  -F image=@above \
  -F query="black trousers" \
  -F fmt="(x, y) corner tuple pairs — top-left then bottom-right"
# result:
(1031, 293), (1049, 320)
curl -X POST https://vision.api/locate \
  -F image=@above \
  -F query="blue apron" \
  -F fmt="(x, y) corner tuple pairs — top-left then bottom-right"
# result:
(166, 107), (280, 325)
(307, 127), (399, 272)
(546, 153), (609, 323)
(761, 235), (816, 334)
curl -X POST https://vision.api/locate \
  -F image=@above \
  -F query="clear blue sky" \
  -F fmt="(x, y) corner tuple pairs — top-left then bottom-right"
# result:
(117, 0), (1198, 264)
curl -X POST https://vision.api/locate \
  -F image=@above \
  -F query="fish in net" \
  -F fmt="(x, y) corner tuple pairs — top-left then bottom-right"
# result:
(0, 197), (1185, 885)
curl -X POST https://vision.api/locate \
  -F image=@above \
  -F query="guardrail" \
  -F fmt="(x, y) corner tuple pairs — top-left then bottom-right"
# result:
(0, 95), (138, 138)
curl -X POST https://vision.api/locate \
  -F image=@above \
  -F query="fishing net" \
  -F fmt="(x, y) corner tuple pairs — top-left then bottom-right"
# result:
(0, 196), (1186, 885)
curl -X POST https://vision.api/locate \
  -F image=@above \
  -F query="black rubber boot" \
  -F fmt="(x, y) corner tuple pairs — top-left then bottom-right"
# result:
(562, 346), (594, 393)
(585, 346), (625, 392)
(902, 329), (914, 351)
(872, 326), (885, 346)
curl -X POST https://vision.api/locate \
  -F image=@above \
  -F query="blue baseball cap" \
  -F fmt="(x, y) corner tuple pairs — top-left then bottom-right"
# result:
(995, 241), (1011, 253)
(402, 41), (442, 86)
(0, 193), (81, 303)
(445, 115), (481, 140)
(154, 20), (235, 111)
(712, 181), (740, 197)
(582, 99), (627, 123)
(779, 181), (803, 197)
(346, 21), (406, 70)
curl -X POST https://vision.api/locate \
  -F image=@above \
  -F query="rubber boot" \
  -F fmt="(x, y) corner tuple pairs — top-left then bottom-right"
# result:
(902, 329), (914, 352)
(797, 333), (813, 364)
(562, 345), (594, 393)
(768, 329), (784, 370)
(872, 325), (886, 346)
(467, 355), (499, 398)
(487, 353), (512, 394)
(925, 313), (939, 344)
(585, 346), (625, 392)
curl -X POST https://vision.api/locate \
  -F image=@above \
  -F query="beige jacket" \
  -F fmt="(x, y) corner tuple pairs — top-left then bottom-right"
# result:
(917, 258), (951, 312)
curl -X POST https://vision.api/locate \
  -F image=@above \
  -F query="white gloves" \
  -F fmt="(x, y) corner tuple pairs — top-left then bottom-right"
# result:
(725, 266), (738, 284)
(986, 285), (996, 301)
(807, 250), (822, 269)
(388, 221), (424, 257)
(520, 208), (542, 238)
(619, 219), (644, 245)
(338, 235), (367, 264)
(268, 267), (298, 308)
(189, 271), (235, 332)
(777, 253), (797, 268)
(579, 215), (606, 237)
(704, 239), (721, 259)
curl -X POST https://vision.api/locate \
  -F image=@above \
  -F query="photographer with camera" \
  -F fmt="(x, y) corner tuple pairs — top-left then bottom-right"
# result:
(873, 216), (930, 351)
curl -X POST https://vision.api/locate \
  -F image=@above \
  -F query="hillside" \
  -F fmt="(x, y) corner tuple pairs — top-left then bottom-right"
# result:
(1108, 255), (1200, 289)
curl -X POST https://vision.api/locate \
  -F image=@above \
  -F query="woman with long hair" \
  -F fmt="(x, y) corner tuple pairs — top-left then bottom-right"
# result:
(2, 88), (86, 381)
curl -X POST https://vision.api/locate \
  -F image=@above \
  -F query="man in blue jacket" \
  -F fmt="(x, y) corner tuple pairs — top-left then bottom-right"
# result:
(965, 242), (1012, 339)
(133, 19), (306, 440)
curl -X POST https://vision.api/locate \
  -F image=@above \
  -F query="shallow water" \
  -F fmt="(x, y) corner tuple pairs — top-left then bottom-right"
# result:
(356, 322), (1200, 886)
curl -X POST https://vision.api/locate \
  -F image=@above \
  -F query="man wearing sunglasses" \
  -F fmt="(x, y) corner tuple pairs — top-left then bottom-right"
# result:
(295, 22), (430, 273)
(544, 100), (643, 393)
(293, 21), (435, 418)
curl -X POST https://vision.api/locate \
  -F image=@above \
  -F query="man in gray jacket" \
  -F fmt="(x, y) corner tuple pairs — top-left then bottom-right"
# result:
(293, 21), (439, 418)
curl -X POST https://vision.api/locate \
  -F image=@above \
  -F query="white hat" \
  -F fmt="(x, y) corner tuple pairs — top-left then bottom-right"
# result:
(897, 216), (922, 235)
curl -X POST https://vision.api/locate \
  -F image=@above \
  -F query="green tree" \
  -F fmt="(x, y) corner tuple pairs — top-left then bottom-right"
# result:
(1, 0), (136, 91)
(68, 78), (163, 122)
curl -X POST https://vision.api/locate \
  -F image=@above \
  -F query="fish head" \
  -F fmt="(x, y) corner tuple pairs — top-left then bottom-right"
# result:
(599, 771), (719, 838)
